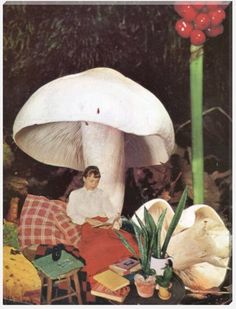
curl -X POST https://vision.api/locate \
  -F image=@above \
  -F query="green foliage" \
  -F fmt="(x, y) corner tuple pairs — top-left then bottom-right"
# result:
(161, 187), (188, 258)
(3, 222), (20, 249)
(153, 208), (167, 258)
(156, 264), (173, 288)
(114, 231), (138, 258)
(115, 209), (157, 276)
(115, 188), (188, 276)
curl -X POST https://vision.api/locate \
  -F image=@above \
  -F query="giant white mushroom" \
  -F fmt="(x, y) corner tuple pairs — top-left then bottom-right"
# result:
(133, 200), (231, 291)
(13, 67), (175, 214)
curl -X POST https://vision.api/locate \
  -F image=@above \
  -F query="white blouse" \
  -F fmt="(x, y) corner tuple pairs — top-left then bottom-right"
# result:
(66, 187), (117, 225)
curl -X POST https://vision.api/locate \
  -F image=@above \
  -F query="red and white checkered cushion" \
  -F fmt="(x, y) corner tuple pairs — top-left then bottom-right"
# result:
(18, 194), (81, 249)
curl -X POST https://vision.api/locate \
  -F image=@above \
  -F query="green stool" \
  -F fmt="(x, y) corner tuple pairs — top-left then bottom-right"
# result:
(33, 250), (84, 304)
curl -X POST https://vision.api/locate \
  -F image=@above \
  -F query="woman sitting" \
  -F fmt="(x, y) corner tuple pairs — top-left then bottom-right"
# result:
(66, 165), (138, 281)
(66, 165), (121, 229)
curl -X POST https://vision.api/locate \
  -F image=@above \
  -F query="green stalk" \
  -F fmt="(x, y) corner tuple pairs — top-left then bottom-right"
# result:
(190, 44), (204, 204)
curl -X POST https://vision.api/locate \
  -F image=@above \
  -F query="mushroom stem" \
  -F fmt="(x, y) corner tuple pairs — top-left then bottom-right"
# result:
(81, 121), (125, 214)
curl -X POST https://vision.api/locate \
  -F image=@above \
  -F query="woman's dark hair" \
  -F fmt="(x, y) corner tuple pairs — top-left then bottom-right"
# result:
(83, 166), (101, 178)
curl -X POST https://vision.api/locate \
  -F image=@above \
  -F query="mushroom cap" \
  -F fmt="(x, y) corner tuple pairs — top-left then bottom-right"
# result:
(13, 67), (174, 170)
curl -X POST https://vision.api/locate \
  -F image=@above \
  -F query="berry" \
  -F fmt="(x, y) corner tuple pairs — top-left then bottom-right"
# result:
(208, 9), (226, 26)
(194, 13), (211, 30)
(174, 5), (197, 22)
(175, 19), (193, 38)
(190, 29), (206, 45)
(205, 24), (224, 37)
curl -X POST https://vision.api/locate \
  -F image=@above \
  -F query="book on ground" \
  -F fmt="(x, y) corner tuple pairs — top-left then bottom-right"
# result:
(93, 269), (130, 291)
(91, 282), (130, 303)
(109, 257), (141, 275)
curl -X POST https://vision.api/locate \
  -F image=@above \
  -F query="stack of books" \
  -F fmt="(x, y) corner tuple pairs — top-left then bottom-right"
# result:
(109, 257), (141, 276)
(92, 269), (130, 303)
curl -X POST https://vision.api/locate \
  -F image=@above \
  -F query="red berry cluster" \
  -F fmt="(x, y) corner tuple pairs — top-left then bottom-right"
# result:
(174, 3), (228, 45)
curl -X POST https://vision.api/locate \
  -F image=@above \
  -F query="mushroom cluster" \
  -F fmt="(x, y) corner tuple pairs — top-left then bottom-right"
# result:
(13, 67), (175, 214)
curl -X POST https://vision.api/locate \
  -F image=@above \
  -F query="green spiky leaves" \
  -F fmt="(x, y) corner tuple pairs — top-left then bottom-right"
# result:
(161, 187), (188, 258)
(115, 187), (188, 275)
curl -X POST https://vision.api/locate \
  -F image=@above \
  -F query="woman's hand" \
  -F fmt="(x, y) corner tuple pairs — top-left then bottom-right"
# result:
(86, 218), (112, 228)
(85, 218), (104, 226)
(112, 213), (122, 230)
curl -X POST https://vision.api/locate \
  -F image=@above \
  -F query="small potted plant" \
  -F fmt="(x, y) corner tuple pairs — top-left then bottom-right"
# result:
(115, 187), (187, 299)
(156, 260), (173, 300)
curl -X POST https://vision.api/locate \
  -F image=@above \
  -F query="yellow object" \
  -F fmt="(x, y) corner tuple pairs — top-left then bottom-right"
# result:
(93, 269), (130, 291)
(3, 246), (41, 303)
(158, 286), (171, 300)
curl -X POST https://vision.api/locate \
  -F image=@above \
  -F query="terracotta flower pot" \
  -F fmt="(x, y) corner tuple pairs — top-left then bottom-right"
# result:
(134, 274), (156, 298)
(158, 286), (171, 300)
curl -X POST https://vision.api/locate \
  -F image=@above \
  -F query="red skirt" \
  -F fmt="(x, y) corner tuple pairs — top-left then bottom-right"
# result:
(77, 217), (139, 284)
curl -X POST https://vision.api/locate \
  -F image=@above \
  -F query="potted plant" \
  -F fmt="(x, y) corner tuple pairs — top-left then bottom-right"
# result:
(156, 260), (173, 300)
(115, 187), (187, 298)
